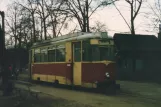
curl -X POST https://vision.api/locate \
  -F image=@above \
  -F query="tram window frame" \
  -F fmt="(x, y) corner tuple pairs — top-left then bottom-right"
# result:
(56, 44), (66, 62)
(48, 46), (56, 62)
(34, 49), (41, 63)
(73, 42), (81, 62)
(91, 45), (100, 61)
(91, 44), (115, 61)
(99, 46), (109, 61)
(40, 48), (48, 62)
(82, 41), (91, 61)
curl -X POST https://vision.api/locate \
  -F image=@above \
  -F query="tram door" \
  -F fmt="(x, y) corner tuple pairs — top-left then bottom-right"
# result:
(72, 41), (82, 86)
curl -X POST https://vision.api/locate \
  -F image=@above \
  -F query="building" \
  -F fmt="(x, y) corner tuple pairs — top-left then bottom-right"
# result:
(114, 33), (161, 83)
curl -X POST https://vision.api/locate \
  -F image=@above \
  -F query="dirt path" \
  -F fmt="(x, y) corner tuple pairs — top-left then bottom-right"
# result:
(0, 91), (92, 107)
(16, 84), (161, 107)
(17, 73), (161, 107)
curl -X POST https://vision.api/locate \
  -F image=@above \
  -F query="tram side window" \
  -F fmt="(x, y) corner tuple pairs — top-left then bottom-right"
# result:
(82, 41), (91, 61)
(34, 54), (41, 62)
(74, 42), (81, 62)
(48, 50), (56, 62)
(56, 45), (65, 62)
(34, 49), (41, 62)
(41, 48), (48, 62)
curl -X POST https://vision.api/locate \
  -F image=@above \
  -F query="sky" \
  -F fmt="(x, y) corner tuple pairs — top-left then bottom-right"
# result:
(0, 0), (158, 37)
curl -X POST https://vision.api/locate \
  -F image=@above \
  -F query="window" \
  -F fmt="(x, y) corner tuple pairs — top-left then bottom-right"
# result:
(48, 46), (56, 62)
(41, 48), (48, 62)
(74, 42), (81, 62)
(92, 46), (100, 61)
(56, 45), (65, 62)
(91, 45), (115, 61)
(136, 60), (143, 70)
(34, 49), (41, 62)
(100, 46), (109, 60)
(82, 41), (91, 61)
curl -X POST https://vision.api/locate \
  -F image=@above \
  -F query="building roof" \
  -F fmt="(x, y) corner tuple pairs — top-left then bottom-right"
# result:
(113, 33), (161, 51)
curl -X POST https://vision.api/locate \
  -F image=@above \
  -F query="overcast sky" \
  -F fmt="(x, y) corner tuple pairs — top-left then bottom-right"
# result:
(0, 0), (158, 37)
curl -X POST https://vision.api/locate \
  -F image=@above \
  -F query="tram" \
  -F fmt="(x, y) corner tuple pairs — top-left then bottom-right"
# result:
(29, 32), (119, 93)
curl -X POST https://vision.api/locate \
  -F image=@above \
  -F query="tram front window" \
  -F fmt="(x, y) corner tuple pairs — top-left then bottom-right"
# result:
(100, 46), (109, 60)
(92, 45), (114, 61)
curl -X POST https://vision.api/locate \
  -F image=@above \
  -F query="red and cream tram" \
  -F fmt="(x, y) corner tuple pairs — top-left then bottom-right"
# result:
(29, 32), (119, 93)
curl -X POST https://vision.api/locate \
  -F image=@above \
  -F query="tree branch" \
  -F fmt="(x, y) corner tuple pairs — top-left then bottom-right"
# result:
(89, 0), (117, 18)
(113, 1), (131, 30)
(133, 0), (142, 20)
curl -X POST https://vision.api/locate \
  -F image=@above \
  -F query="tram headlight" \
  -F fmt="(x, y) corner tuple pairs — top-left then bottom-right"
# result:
(105, 72), (110, 78)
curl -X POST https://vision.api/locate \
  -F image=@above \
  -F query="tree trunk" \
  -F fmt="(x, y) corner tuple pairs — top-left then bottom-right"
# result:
(131, 19), (135, 35)
(14, 36), (17, 48)
(52, 21), (56, 38)
(40, 19), (43, 40)
(130, 3), (135, 35)
(82, 8), (86, 32)
(86, 0), (90, 32)
(24, 28), (27, 47)
(14, 12), (17, 48)
(32, 13), (36, 42)
(30, 28), (33, 44)
(18, 36), (22, 48)
(41, 0), (47, 40)
(43, 18), (47, 40)
(52, 17), (56, 38)
(19, 23), (22, 48)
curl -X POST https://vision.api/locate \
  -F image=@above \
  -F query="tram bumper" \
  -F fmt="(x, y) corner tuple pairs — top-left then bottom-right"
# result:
(96, 79), (120, 94)
(97, 80), (117, 88)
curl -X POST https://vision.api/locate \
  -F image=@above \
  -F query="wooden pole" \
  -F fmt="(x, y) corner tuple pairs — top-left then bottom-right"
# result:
(0, 11), (5, 66)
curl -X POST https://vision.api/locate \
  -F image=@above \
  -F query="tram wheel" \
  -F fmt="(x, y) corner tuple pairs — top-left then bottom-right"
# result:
(54, 80), (59, 86)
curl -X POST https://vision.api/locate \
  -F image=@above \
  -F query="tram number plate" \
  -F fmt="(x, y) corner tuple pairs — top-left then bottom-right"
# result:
(67, 64), (71, 66)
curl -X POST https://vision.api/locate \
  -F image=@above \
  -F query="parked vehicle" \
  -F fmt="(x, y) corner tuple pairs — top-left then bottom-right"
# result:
(29, 32), (119, 94)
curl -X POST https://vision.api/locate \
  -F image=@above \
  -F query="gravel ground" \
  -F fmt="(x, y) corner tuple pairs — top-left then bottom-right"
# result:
(8, 71), (161, 107)
(0, 91), (92, 107)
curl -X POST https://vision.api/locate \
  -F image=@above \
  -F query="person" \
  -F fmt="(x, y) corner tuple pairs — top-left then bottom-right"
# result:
(12, 64), (17, 80)
(1, 63), (13, 96)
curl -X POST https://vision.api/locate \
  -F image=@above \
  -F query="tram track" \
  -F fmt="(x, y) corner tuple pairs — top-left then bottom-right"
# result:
(17, 78), (161, 103)
(17, 73), (161, 105)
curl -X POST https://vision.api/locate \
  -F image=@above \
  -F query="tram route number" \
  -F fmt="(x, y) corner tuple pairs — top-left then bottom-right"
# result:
(67, 64), (71, 66)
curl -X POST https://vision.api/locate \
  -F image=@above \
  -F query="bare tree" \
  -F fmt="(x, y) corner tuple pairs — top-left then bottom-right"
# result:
(62, 0), (117, 32)
(36, 0), (49, 40)
(16, 0), (38, 43)
(113, 0), (143, 35)
(6, 1), (34, 49)
(45, 0), (69, 37)
(113, 0), (143, 73)
(90, 21), (107, 32)
(5, 3), (23, 48)
(146, 0), (161, 32)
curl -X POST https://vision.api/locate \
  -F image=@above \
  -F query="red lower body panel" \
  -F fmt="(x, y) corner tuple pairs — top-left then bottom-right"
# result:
(32, 63), (72, 81)
(81, 63), (116, 83)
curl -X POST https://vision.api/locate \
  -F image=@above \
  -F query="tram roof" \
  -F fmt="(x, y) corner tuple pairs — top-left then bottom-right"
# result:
(31, 32), (111, 48)
(113, 33), (161, 51)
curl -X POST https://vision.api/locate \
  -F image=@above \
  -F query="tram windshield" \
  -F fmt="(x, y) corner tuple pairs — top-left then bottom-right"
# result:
(82, 43), (115, 61)
(91, 45), (115, 61)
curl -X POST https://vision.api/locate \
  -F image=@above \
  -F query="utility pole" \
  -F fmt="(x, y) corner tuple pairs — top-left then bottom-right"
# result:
(158, 24), (161, 39)
(0, 11), (5, 67)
